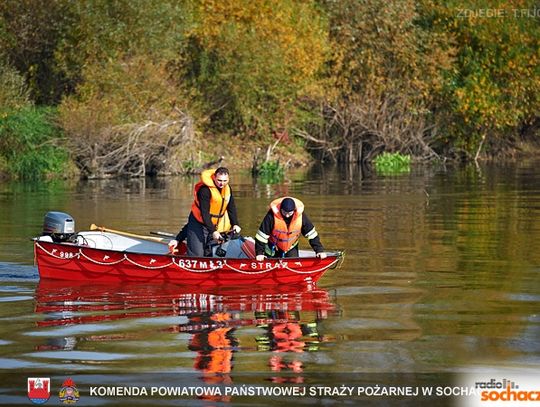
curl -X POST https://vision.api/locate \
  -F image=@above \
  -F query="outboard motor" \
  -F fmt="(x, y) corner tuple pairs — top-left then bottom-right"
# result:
(43, 211), (75, 242)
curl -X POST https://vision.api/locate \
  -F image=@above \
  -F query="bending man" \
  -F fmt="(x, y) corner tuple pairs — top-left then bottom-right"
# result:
(169, 167), (241, 256)
(255, 197), (326, 261)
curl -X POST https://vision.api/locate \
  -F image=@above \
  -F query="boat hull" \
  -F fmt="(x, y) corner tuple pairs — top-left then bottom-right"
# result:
(34, 240), (341, 286)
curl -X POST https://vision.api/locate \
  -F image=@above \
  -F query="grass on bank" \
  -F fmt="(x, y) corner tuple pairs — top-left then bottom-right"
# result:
(0, 107), (74, 180)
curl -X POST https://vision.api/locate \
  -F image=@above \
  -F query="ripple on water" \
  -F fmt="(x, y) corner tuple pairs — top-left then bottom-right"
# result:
(506, 293), (540, 302)
(0, 262), (39, 281)
(25, 350), (133, 361)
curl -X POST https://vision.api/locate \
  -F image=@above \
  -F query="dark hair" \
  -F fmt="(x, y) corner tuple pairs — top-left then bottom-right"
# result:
(215, 167), (229, 176)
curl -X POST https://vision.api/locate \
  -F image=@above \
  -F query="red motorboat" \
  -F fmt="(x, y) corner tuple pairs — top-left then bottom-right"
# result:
(34, 212), (343, 286)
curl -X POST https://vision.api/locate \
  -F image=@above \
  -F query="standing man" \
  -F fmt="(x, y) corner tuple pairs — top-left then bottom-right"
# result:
(255, 197), (327, 261)
(169, 167), (241, 256)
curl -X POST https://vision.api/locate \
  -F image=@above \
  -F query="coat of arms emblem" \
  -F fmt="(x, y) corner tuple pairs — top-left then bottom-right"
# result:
(59, 377), (80, 404)
(27, 377), (51, 404)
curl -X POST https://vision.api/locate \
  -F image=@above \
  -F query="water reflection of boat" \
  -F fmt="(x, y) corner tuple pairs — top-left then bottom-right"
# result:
(34, 280), (336, 327)
(34, 280), (338, 396)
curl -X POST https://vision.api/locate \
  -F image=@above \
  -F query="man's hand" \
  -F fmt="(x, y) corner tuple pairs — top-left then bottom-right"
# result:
(316, 252), (327, 259)
(256, 254), (265, 261)
(168, 239), (178, 254)
(232, 225), (242, 234)
(212, 231), (223, 242)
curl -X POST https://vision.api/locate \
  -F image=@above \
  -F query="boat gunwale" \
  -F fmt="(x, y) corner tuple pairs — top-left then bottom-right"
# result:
(33, 234), (343, 262)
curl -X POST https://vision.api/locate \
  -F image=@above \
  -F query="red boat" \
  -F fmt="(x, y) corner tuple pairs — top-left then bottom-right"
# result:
(34, 214), (343, 286)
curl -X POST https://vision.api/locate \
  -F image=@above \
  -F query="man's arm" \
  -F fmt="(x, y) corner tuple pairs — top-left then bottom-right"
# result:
(301, 213), (324, 253)
(227, 192), (240, 226)
(255, 211), (274, 256)
(175, 222), (188, 242)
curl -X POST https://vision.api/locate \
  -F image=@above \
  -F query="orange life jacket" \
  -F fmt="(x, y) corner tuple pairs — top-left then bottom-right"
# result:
(269, 197), (304, 253)
(191, 169), (231, 232)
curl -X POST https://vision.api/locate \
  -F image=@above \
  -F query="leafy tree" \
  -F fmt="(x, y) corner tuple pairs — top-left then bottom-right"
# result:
(311, 0), (454, 163)
(0, 62), (31, 110)
(55, 0), (186, 87)
(0, 0), (74, 104)
(54, 1), (195, 178)
(424, 0), (540, 158)
(178, 0), (328, 137)
(59, 56), (198, 178)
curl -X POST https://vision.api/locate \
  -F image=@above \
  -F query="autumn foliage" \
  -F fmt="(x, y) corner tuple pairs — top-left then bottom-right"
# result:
(0, 0), (538, 178)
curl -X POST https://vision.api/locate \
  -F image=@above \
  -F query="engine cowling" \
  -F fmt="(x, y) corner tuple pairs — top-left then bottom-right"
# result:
(43, 211), (75, 242)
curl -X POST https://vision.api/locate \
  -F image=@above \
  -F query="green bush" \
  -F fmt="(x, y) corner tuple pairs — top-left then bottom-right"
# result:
(374, 152), (411, 176)
(257, 160), (285, 184)
(0, 107), (70, 180)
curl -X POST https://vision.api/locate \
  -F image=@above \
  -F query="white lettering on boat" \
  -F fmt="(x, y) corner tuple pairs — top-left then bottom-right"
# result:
(59, 251), (77, 259)
(176, 259), (224, 270)
(249, 261), (278, 270)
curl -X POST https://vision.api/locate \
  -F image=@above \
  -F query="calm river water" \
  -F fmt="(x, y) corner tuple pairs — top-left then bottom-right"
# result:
(0, 162), (538, 406)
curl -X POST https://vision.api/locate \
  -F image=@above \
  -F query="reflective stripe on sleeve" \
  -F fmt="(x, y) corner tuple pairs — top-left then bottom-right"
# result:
(256, 230), (269, 243)
(305, 228), (318, 240)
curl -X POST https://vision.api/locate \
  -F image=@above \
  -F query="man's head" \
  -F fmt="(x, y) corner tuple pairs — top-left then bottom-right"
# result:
(214, 167), (229, 188)
(280, 197), (296, 218)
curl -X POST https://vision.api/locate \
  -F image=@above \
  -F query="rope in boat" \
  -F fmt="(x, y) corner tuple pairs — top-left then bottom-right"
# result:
(79, 250), (125, 265)
(124, 255), (174, 269)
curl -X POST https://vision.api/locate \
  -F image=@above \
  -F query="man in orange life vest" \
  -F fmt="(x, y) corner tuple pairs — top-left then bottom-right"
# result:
(255, 197), (327, 261)
(169, 167), (241, 257)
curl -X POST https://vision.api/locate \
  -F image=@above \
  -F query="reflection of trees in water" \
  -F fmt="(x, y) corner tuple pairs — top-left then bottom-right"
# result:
(76, 178), (148, 196)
